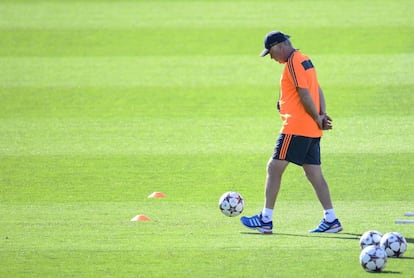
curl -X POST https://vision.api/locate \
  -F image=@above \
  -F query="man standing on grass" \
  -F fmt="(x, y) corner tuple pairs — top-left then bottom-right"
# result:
(240, 31), (342, 234)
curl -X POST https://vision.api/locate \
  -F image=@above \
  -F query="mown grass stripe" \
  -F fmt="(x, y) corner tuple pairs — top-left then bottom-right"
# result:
(0, 117), (412, 156)
(0, 54), (413, 87)
(1, 1), (412, 29)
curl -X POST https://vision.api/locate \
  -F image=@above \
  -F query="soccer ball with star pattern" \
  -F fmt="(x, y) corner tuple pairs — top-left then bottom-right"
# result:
(218, 192), (244, 217)
(359, 230), (383, 249)
(359, 245), (387, 272)
(380, 232), (407, 258)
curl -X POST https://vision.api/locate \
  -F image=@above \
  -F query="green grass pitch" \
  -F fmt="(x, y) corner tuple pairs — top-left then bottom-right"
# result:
(1, 0), (414, 277)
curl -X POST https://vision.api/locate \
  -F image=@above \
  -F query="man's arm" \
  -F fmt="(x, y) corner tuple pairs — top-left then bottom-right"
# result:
(318, 87), (326, 115)
(297, 87), (324, 128)
(318, 87), (332, 130)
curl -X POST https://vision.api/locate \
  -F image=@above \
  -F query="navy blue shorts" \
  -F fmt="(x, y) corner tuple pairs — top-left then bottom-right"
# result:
(272, 134), (321, 166)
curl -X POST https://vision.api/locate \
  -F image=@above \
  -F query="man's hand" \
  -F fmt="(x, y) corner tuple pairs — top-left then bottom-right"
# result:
(316, 114), (332, 130)
(321, 114), (333, 130)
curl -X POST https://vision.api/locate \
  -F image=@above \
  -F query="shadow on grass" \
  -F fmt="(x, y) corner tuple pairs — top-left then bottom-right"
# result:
(240, 232), (414, 248)
(241, 231), (361, 241)
(379, 270), (402, 274)
(405, 237), (414, 244)
(397, 256), (414, 260)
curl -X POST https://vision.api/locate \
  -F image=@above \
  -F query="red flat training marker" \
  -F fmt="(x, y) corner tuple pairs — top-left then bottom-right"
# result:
(148, 192), (166, 198)
(130, 214), (151, 221)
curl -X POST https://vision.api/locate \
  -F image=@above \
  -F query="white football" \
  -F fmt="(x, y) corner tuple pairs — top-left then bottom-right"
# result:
(218, 191), (244, 217)
(380, 232), (407, 258)
(360, 230), (383, 249)
(360, 245), (387, 272)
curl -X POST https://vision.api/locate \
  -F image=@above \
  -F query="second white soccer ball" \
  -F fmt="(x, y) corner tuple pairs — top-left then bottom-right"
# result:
(380, 232), (407, 258)
(218, 191), (244, 217)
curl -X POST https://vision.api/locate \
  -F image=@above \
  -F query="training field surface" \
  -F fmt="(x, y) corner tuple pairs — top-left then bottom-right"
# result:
(1, 0), (413, 277)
